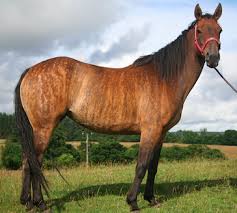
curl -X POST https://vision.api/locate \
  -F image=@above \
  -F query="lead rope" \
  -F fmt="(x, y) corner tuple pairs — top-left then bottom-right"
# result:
(214, 67), (237, 94)
(49, 156), (81, 208)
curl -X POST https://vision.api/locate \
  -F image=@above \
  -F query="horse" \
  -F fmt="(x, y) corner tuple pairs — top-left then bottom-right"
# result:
(15, 3), (222, 212)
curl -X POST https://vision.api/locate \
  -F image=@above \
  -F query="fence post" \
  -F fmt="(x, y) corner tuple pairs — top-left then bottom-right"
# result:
(86, 133), (89, 167)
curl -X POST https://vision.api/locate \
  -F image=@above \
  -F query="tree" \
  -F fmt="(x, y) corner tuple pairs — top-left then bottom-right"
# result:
(0, 113), (16, 138)
(223, 130), (237, 145)
(1, 130), (22, 170)
(90, 139), (126, 164)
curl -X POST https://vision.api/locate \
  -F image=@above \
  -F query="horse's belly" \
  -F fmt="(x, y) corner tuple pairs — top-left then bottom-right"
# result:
(70, 112), (140, 134)
(69, 100), (140, 134)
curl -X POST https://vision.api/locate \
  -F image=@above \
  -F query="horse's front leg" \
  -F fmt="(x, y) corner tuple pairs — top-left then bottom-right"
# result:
(144, 142), (163, 207)
(126, 126), (163, 211)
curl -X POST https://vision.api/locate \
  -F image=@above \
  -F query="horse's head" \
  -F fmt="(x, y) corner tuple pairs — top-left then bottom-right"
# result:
(194, 3), (222, 68)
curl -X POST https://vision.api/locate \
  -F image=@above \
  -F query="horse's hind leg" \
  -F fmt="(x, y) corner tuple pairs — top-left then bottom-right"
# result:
(20, 154), (33, 210)
(31, 126), (54, 210)
(20, 126), (52, 211)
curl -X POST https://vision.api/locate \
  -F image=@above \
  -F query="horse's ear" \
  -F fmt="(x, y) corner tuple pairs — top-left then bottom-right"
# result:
(213, 3), (222, 20)
(194, 4), (202, 20)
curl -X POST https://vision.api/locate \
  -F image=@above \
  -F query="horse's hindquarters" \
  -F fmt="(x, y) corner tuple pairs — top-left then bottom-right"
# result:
(20, 58), (71, 130)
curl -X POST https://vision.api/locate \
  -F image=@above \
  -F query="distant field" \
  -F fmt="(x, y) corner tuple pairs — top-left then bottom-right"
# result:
(0, 160), (237, 212)
(0, 139), (5, 148)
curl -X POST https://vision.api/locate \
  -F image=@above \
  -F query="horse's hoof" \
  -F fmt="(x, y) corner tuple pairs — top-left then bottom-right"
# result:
(128, 201), (140, 213)
(42, 208), (52, 213)
(130, 207), (140, 212)
(151, 202), (161, 208)
(25, 200), (34, 211)
(27, 208), (35, 213)
(129, 201), (140, 212)
(149, 198), (161, 208)
(36, 200), (48, 212)
(131, 209), (140, 213)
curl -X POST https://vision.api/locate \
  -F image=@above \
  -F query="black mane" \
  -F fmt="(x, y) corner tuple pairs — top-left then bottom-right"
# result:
(133, 14), (212, 80)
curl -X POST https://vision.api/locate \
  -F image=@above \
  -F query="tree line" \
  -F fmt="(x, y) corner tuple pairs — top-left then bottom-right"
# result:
(1, 112), (237, 145)
(2, 126), (225, 170)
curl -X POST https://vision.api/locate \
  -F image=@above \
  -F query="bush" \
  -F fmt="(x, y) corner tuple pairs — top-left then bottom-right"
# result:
(110, 144), (224, 163)
(93, 142), (225, 164)
(186, 144), (225, 159)
(90, 143), (225, 164)
(2, 142), (22, 170)
(44, 127), (80, 167)
(161, 146), (190, 161)
(161, 144), (225, 161)
(90, 139), (126, 164)
(123, 144), (139, 162)
(56, 153), (76, 167)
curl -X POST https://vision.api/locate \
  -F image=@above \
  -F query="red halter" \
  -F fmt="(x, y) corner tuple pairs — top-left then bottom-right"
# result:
(194, 24), (220, 55)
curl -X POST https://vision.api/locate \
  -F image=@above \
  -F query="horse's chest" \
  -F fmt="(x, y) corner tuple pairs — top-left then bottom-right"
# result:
(161, 103), (184, 130)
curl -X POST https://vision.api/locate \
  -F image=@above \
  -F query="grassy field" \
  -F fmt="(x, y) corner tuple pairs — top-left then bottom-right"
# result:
(0, 159), (237, 212)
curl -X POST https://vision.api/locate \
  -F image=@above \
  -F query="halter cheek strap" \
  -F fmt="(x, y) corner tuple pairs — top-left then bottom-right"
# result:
(194, 24), (220, 55)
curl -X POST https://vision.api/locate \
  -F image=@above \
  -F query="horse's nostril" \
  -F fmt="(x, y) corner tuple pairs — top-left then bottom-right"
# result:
(205, 52), (210, 62)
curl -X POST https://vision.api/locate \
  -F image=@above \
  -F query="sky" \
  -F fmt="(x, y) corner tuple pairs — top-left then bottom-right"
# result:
(0, 0), (237, 131)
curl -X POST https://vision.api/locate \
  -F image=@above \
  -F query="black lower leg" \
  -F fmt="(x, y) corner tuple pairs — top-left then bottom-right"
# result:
(20, 156), (33, 210)
(32, 155), (47, 211)
(127, 147), (154, 211)
(144, 144), (163, 205)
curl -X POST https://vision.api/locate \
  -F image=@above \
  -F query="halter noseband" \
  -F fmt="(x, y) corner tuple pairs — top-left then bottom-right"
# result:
(194, 24), (220, 55)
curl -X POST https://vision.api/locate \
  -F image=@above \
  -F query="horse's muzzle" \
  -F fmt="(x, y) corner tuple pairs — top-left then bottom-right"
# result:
(206, 53), (220, 68)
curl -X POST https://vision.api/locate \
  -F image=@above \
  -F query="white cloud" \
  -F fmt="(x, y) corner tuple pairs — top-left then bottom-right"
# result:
(89, 25), (150, 64)
(0, 0), (126, 55)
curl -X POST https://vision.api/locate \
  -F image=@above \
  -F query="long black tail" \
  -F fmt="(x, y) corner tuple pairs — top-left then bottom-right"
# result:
(15, 69), (49, 197)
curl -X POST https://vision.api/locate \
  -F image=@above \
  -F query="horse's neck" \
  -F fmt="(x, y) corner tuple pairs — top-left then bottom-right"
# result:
(176, 30), (205, 101)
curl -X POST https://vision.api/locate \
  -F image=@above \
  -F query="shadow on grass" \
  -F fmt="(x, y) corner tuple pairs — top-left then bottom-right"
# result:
(49, 177), (237, 212)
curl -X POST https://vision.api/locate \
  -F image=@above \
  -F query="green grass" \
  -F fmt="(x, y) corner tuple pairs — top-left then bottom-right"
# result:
(0, 160), (237, 212)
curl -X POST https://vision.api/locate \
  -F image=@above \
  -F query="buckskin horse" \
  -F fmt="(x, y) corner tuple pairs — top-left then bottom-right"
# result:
(15, 3), (222, 212)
